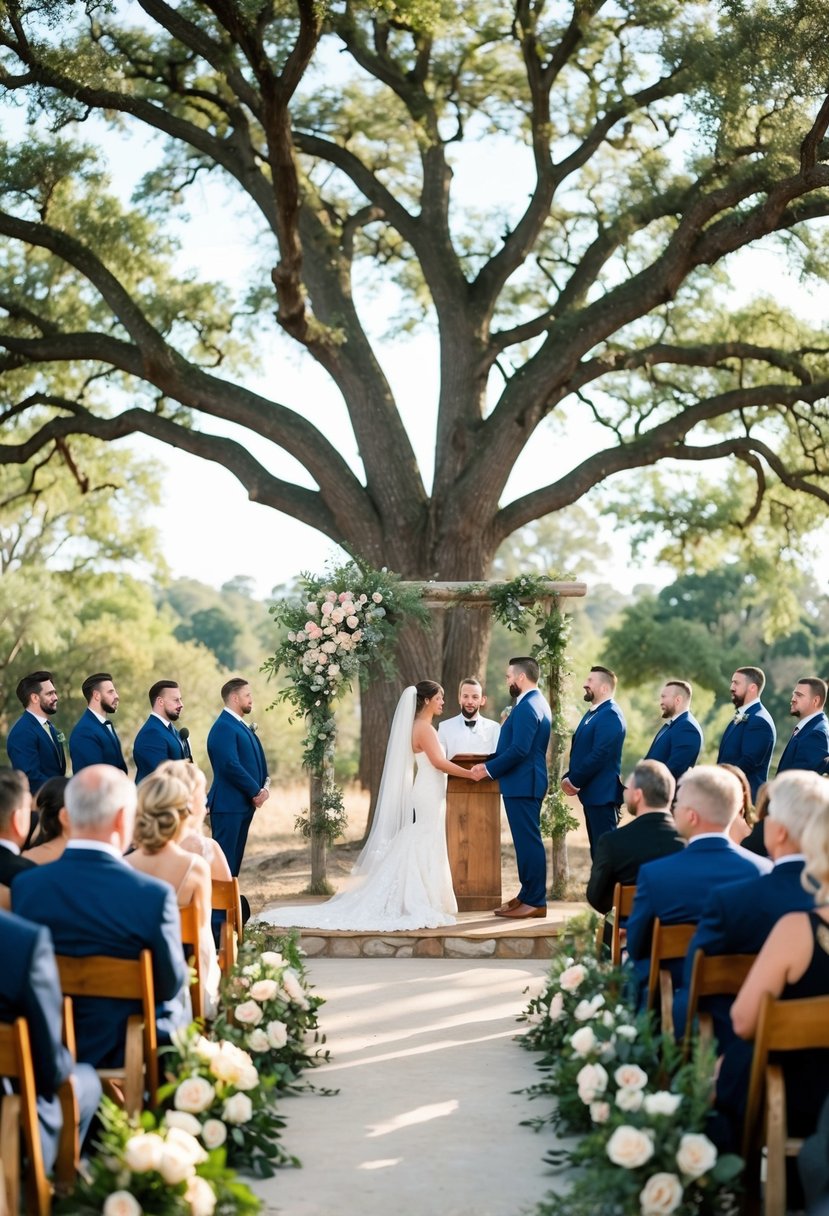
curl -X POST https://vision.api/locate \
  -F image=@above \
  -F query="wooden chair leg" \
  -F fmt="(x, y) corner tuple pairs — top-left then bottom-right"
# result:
(55, 1076), (80, 1193)
(0, 1096), (20, 1216)
(764, 1066), (786, 1216)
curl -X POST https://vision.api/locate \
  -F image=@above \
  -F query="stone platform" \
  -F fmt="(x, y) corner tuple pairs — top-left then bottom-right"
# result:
(255, 899), (588, 960)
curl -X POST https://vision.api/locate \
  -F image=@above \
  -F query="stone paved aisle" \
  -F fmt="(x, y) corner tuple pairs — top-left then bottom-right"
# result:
(252, 958), (561, 1216)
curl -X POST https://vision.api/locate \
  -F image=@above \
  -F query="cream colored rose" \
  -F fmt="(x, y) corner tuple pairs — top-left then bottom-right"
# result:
(576, 1062), (608, 1103)
(233, 1063), (260, 1092)
(200, 1119), (227, 1149)
(614, 1064), (648, 1091)
(574, 993), (605, 1021)
(266, 1020), (289, 1049)
(234, 1000), (264, 1026)
(103, 1192), (143, 1216)
(193, 1036), (220, 1062)
(616, 1086), (644, 1112)
(124, 1132), (164, 1173)
(222, 1093), (253, 1125)
(676, 1133), (717, 1179)
(260, 951), (284, 967)
(570, 1026), (597, 1057)
(165, 1127), (207, 1166)
(164, 1111), (202, 1138)
(643, 1091), (682, 1117)
(185, 1176), (217, 1216)
(617, 1024), (638, 1040)
(247, 1028), (270, 1053)
(249, 979), (279, 1003)
(559, 963), (587, 992)
(209, 1042), (255, 1086)
(548, 992), (564, 1021)
(158, 1142), (195, 1186)
(281, 969), (309, 1007)
(590, 1101), (611, 1124)
(174, 1076), (216, 1115)
(639, 1172), (684, 1215)
(606, 1126), (655, 1170)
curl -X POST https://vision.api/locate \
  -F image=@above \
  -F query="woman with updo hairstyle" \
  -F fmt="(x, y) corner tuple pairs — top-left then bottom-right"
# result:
(25, 776), (70, 864)
(127, 770), (220, 1018)
(154, 760), (232, 885)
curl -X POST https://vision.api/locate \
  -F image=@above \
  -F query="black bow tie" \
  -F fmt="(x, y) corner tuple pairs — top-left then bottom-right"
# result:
(464, 719), (477, 728)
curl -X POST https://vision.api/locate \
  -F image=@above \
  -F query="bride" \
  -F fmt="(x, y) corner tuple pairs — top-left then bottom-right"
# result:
(255, 681), (476, 931)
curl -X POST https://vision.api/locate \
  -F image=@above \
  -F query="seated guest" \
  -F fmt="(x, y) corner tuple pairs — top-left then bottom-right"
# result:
(740, 781), (770, 859)
(12, 765), (189, 1069)
(625, 766), (770, 1004)
(719, 764), (753, 845)
(0, 769), (36, 896)
(0, 908), (101, 1172)
(587, 759), (684, 915)
(126, 770), (220, 1020)
(24, 777), (70, 865)
(156, 760), (233, 884)
(676, 769), (823, 1045)
(716, 780), (829, 1155)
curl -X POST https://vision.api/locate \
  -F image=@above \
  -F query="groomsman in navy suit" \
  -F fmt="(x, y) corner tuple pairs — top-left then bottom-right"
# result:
(716, 665), (776, 800)
(775, 677), (829, 776)
(644, 679), (704, 784)
(0, 908), (101, 1171)
(132, 679), (188, 783)
(562, 665), (627, 857)
(69, 672), (128, 775)
(470, 657), (552, 919)
(5, 671), (66, 796)
(206, 678), (270, 876)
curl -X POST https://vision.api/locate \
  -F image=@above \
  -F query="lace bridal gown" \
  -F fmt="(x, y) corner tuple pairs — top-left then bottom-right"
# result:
(255, 690), (457, 932)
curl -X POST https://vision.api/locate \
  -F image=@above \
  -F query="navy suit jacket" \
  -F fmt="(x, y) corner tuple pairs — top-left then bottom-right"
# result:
(5, 712), (66, 794)
(206, 711), (268, 816)
(586, 812), (685, 914)
(564, 699), (626, 807)
(12, 848), (189, 1068)
(644, 711), (704, 783)
(69, 708), (128, 775)
(625, 836), (770, 994)
(775, 714), (829, 777)
(716, 702), (776, 800)
(676, 858), (816, 1045)
(132, 715), (186, 784)
(484, 689), (551, 799)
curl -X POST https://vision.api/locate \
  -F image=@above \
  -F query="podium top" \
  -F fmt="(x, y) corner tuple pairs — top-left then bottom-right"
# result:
(450, 753), (493, 762)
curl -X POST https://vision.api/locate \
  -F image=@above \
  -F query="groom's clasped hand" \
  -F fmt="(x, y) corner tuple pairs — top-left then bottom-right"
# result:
(468, 763), (490, 781)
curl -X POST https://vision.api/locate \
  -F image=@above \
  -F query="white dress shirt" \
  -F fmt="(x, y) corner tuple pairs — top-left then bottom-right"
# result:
(438, 713), (501, 759)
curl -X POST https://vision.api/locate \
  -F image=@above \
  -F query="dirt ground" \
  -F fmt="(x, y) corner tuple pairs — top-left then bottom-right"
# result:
(238, 781), (595, 916)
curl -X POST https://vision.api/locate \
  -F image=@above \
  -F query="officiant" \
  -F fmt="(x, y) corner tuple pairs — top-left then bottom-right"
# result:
(438, 677), (501, 757)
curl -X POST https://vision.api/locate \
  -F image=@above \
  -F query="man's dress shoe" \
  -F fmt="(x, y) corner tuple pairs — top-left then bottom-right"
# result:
(493, 903), (547, 919)
(493, 897), (522, 914)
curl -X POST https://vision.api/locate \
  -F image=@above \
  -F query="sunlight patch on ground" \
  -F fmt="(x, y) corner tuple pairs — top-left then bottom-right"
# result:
(367, 1099), (459, 1138)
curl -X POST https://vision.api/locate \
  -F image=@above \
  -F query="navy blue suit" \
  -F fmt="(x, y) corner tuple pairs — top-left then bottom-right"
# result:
(6, 712), (66, 794)
(0, 909), (100, 1171)
(132, 715), (186, 784)
(716, 702), (776, 800)
(484, 688), (552, 908)
(12, 848), (189, 1068)
(563, 699), (626, 855)
(775, 714), (829, 777)
(644, 711), (703, 783)
(69, 708), (128, 775)
(625, 835), (770, 1002)
(206, 711), (269, 877)
(676, 858), (815, 1046)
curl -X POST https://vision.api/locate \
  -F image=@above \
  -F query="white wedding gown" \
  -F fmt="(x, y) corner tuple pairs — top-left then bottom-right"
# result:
(255, 751), (457, 931)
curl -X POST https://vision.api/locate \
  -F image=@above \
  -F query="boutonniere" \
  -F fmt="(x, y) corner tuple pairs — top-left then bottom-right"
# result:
(250, 721), (259, 734)
(732, 712), (748, 725)
(55, 729), (67, 744)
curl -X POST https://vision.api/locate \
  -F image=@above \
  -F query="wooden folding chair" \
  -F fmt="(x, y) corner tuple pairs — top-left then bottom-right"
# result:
(741, 991), (829, 1216)
(0, 1018), (78, 1216)
(682, 948), (755, 1055)
(610, 883), (637, 966)
(646, 919), (697, 1036)
(212, 877), (243, 978)
(179, 900), (205, 1021)
(55, 951), (157, 1116)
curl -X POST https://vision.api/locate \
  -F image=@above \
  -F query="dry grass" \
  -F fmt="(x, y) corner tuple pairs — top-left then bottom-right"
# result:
(238, 781), (594, 916)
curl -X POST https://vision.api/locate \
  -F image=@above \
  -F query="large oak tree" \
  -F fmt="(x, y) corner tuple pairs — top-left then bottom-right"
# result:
(2, 0), (829, 785)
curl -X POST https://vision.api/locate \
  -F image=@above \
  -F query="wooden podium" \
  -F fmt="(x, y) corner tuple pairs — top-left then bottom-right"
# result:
(445, 755), (501, 912)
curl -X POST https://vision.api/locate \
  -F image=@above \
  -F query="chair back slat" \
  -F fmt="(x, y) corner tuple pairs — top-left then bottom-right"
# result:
(610, 883), (637, 966)
(0, 1019), (51, 1216)
(646, 919), (697, 1013)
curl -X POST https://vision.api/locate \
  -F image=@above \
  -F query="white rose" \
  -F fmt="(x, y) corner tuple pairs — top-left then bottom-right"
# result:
(185, 1176), (217, 1216)
(200, 1119), (227, 1150)
(158, 1142), (195, 1186)
(601, 1010), (616, 1028)
(617, 1024), (638, 1040)
(328, 663), (341, 676)
(234, 1000), (264, 1026)
(247, 1028), (270, 1053)
(559, 963), (587, 992)
(548, 992), (564, 1021)
(260, 951), (284, 967)
(174, 1076), (216, 1115)
(570, 1026), (597, 1057)
(223, 1093), (253, 1125)
(643, 1091), (683, 1117)
(103, 1193), (143, 1216)
(234, 1063), (260, 1091)
(123, 1133), (164, 1173)
(193, 1036), (220, 1062)
(614, 1064), (648, 1091)
(346, 614), (359, 628)
(576, 1062), (608, 1102)
(163, 1111), (202, 1138)
(590, 1101), (611, 1124)
(165, 1127), (207, 1166)
(616, 1086), (644, 1112)
(606, 1126), (655, 1170)
(372, 592), (383, 603)
(676, 1133), (717, 1179)
(249, 980), (279, 1003)
(574, 993), (605, 1021)
(267, 1020), (289, 1049)
(305, 602), (318, 615)
(321, 641), (337, 654)
(639, 1172), (684, 1215)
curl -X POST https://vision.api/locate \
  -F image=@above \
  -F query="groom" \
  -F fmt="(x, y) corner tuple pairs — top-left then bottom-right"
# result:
(470, 657), (552, 919)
